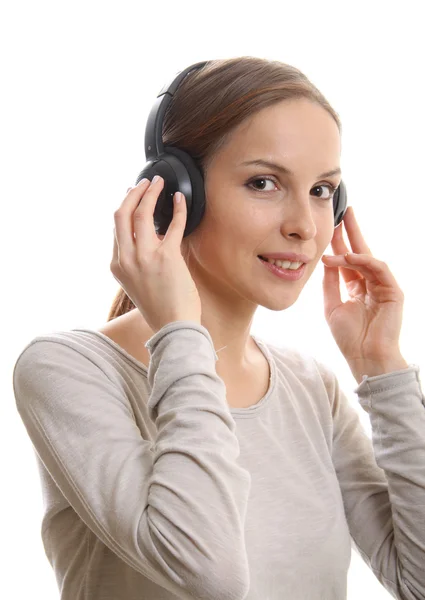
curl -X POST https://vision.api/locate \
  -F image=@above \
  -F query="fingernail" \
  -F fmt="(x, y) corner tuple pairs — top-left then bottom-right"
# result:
(137, 178), (148, 186)
(152, 175), (160, 184)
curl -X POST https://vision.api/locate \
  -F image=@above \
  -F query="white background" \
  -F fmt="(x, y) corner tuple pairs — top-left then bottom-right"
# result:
(2, 0), (424, 598)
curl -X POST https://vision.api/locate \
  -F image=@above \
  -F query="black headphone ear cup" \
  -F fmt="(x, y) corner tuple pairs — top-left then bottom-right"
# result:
(333, 180), (348, 227)
(164, 146), (206, 237)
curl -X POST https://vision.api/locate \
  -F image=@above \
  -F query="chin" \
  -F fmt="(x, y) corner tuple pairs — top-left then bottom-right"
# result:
(261, 296), (300, 311)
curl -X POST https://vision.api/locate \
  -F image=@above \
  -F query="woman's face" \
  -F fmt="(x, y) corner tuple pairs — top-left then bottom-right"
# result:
(181, 98), (342, 313)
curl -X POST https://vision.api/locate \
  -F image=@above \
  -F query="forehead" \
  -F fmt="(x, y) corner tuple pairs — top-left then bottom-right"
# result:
(225, 98), (341, 158)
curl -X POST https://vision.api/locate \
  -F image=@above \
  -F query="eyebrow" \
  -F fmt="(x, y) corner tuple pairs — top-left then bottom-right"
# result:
(239, 159), (341, 179)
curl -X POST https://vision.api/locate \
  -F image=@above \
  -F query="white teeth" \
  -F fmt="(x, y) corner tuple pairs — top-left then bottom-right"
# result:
(262, 257), (303, 270)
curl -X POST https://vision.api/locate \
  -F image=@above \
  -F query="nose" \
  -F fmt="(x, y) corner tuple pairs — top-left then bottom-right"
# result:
(279, 199), (317, 240)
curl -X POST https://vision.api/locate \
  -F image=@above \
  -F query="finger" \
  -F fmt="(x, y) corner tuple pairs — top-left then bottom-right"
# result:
(330, 207), (373, 270)
(323, 253), (399, 288)
(341, 206), (373, 255)
(344, 254), (400, 289)
(326, 228), (363, 283)
(322, 262), (342, 318)
(330, 219), (351, 257)
(323, 259), (373, 285)
(114, 179), (151, 261)
(161, 191), (187, 245)
(133, 176), (166, 250)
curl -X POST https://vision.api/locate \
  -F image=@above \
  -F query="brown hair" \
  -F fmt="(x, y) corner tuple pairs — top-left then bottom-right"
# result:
(107, 56), (342, 322)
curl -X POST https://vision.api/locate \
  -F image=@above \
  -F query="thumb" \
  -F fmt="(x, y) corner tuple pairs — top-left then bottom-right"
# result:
(322, 263), (342, 318)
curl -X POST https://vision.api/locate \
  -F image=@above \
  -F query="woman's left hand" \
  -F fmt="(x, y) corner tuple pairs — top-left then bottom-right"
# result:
(321, 206), (405, 368)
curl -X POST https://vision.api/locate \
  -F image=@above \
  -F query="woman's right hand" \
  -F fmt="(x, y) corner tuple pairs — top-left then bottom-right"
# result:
(110, 176), (202, 334)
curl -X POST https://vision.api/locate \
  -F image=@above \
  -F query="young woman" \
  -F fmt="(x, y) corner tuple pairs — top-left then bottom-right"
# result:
(13, 57), (424, 600)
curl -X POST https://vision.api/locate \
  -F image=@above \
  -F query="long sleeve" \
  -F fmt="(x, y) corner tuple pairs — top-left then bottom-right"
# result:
(317, 360), (425, 600)
(13, 320), (251, 600)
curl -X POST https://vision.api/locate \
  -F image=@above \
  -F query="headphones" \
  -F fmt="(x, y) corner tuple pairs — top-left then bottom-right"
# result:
(134, 60), (347, 238)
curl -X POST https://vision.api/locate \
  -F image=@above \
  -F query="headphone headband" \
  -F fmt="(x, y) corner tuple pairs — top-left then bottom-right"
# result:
(136, 59), (347, 235)
(144, 61), (208, 160)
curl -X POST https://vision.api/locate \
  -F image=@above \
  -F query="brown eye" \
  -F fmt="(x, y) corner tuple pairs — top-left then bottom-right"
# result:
(311, 184), (337, 200)
(246, 177), (277, 192)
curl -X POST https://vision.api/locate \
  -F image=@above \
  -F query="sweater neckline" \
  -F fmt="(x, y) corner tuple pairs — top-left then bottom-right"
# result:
(70, 328), (276, 416)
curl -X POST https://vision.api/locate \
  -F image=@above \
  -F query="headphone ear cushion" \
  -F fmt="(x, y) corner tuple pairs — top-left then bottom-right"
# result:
(164, 146), (206, 237)
(164, 146), (205, 205)
(333, 180), (348, 227)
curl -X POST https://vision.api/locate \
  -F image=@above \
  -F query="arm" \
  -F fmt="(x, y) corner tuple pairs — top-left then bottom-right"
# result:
(316, 359), (425, 600)
(13, 320), (251, 600)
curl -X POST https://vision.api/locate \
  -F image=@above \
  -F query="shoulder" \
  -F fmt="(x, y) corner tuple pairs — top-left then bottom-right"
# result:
(257, 337), (338, 395)
(13, 329), (120, 394)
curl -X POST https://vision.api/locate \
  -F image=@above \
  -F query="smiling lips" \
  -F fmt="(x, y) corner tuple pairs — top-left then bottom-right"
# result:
(258, 252), (312, 263)
(258, 257), (307, 280)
